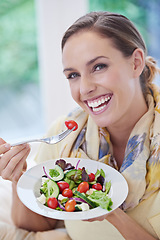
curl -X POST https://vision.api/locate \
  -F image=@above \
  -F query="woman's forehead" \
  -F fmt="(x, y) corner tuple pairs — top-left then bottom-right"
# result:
(62, 31), (116, 63)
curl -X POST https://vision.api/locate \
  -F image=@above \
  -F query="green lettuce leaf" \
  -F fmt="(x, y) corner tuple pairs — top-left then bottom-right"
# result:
(88, 190), (113, 211)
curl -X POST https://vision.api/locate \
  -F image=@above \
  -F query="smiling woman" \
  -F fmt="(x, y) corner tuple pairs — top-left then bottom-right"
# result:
(60, 11), (160, 240)
(62, 30), (147, 130)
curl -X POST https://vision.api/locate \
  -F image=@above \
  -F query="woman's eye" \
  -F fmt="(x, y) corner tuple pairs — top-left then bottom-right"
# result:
(94, 64), (107, 72)
(67, 72), (79, 79)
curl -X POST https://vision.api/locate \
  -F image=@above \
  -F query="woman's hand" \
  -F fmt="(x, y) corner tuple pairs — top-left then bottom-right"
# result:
(83, 213), (109, 222)
(83, 207), (119, 222)
(0, 137), (57, 232)
(0, 137), (30, 182)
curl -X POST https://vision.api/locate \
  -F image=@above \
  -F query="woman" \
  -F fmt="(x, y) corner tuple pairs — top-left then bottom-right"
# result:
(0, 11), (160, 240)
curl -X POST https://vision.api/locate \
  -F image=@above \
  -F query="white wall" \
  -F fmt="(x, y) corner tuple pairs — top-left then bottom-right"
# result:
(36, 0), (88, 129)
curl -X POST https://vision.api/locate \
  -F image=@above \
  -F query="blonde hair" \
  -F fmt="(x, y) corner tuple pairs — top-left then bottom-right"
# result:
(62, 11), (160, 99)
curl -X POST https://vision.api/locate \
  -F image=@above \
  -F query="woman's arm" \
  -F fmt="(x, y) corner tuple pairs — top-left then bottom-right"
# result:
(87, 208), (157, 239)
(0, 138), (58, 232)
(12, 182), (57, 232)
(106, 208), (157, 240)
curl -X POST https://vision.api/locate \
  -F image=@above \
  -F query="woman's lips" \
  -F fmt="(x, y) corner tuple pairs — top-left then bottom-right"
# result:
(86, 94), (112, 113)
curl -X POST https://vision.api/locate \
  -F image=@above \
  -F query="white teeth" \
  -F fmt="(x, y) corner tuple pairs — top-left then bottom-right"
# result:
(88, 96), (111, 108)
(101, 98), (105, 104)
(92, 105), (106, 112)
(98, 100), (101, 105)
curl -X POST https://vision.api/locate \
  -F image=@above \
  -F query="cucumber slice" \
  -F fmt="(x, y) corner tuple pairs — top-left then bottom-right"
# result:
(40, 179), (59, 199)
(65, 169), (77, 178)
(75, 205), (81, 211)
(48, 180), (59, 198)
(74, 190), (97, 208)
(49, 165), (64, 181)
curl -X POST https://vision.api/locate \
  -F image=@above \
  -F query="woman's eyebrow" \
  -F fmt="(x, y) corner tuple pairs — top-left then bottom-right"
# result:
(86, 56), (108, 66)
(63, 56), (108, 73)
(63, 67), (75, 73)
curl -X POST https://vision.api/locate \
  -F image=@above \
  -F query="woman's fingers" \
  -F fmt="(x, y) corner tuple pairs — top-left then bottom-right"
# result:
(83, 215), (107, 222)
(0, 137), (6, 145)
(0, 144), (31, 182)
(0, 142), (11, 155)
(22, 161), (28, 172)
(0, 144), (28, 171)
(10, 147), (30, 182)
(83, 212), (112, 222)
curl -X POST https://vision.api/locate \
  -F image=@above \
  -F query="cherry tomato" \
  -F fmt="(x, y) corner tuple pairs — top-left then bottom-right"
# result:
(65, 120), (78, 131)
(65, 199), (76, 212)
(88, 173), (95, 182)
(47, 197), (58, 209)
(57, 181), (69, 193)
(62, 188), (73, 198)
(77, 182), (89, 193)
(92, 183), (103, 191)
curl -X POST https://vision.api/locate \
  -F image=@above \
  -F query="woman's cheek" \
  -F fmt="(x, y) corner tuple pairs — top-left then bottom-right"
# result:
(70, 84), (79, 102)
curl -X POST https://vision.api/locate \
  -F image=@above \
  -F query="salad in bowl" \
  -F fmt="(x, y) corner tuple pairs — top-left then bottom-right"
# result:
(37, 159), (113, 212)
(17, 157), (128, 220)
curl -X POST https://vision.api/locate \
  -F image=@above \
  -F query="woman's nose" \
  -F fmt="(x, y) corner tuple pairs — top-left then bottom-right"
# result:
(80, 75), (96, 95)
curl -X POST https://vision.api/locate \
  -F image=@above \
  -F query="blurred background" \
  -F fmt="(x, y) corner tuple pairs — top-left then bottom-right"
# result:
(0, 0), (160, 143)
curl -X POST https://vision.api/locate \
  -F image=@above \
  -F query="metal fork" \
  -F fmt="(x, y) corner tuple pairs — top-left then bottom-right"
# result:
(11, 127), (75, 147)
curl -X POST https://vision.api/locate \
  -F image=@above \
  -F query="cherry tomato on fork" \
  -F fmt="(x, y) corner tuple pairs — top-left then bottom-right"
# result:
(47, 197), (58, 209)
(65, 120), (78, 131)
(77, 182), (89, 193)
(65, 199), (76, 212)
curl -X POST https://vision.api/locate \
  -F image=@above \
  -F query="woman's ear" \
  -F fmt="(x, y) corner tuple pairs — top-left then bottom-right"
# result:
(132, 48), (145, 78)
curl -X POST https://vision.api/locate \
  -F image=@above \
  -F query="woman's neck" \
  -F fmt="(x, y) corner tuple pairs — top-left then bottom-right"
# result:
(109, 127), (131, 169)
(107, 94), (148, 168)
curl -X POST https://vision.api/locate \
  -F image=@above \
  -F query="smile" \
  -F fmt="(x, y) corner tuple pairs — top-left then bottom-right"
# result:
(87, 94), (112, 113)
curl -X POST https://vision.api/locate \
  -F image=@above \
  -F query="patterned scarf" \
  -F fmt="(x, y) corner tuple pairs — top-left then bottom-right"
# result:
(60, 84), (160, 211)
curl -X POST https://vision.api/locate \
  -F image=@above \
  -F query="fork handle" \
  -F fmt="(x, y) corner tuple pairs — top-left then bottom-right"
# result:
(11, 138), (45, 147)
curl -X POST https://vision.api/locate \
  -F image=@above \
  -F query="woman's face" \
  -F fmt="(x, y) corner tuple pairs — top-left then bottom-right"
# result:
(62, 31), (142, 128)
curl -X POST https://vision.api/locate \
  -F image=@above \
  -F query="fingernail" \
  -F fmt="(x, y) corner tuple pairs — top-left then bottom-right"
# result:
(4, 143), (11, 149)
